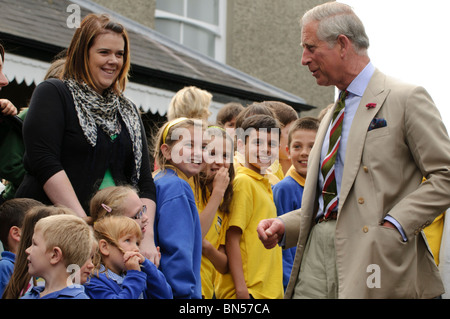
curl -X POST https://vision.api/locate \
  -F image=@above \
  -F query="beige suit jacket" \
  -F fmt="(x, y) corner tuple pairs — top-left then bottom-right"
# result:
(280, 69), (449, 298)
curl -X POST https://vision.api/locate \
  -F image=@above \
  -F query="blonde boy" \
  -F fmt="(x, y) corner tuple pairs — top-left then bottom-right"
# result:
(272, 117), (319, 290)
(22, 212), (94, 299)
(216, 114), (283, 299)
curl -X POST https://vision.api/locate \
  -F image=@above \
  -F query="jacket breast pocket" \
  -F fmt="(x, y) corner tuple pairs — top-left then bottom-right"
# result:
(366, 126), (390, 139)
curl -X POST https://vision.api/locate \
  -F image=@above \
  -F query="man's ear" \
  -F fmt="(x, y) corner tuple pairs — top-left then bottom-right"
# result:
(336, 34), (351, 58)
(49, 247), (63, 265)
(98, 239), (110, 257)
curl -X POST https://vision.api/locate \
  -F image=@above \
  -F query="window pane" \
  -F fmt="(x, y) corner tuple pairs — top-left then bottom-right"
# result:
(155, 19), (181, 43)
(187, 0), (219, 25)
(183, 24), (215, 57)
(156, 0), (184, 16)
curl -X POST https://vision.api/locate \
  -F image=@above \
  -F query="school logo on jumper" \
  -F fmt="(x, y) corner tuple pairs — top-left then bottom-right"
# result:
(215, 216), (223, 234)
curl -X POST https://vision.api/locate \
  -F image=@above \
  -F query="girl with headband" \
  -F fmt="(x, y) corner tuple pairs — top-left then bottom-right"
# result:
(152, 117), (206, 299)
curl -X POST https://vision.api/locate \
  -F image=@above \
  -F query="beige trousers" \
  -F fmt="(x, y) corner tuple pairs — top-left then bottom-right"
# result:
(293, 219), (338, 299)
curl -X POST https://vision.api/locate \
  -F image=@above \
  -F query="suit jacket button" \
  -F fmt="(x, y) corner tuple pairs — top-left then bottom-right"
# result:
(363, 166), (369, 173)
(363, 226), (369, 233)
(358, 197), (365, 204)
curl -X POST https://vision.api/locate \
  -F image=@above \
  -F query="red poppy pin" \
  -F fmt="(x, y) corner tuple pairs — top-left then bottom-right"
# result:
(366, 103), (377, 109)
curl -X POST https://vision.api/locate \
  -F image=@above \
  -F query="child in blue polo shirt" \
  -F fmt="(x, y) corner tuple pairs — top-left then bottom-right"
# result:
(85, 215), (172, 299)
(0, 198), (43, 296)
(21, 212), (94, 299)
(272, 117), (319, 291)
(152, 118), (205, 299)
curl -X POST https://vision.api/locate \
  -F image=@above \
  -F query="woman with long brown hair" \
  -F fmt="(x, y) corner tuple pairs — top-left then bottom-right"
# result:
(15, 14), (158, 262)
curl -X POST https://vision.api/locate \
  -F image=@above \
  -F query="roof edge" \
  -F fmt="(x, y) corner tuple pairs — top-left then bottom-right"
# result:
(70, 0), (309, 106)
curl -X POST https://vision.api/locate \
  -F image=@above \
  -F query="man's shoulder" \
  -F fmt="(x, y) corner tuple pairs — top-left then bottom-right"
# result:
(372, 69), (422, 95)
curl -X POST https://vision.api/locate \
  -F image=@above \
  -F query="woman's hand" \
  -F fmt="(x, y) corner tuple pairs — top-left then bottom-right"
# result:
(0, 99), (17, 116)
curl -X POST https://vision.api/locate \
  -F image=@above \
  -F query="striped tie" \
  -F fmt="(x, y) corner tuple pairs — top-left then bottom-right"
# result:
(321, 90), (348, 219)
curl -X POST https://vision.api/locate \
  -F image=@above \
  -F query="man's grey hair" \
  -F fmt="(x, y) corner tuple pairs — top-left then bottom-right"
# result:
(301, 2), (370, 55)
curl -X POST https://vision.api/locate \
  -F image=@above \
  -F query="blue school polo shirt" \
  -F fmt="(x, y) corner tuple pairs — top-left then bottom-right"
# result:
(21, 284), (89, 299)
(154, 168), (202, 299)
(272, 166), (305, 290)
(0, 251), (15, 296)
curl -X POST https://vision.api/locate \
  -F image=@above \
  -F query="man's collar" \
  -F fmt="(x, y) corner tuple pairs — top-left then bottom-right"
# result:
(346, 61), (375, 97)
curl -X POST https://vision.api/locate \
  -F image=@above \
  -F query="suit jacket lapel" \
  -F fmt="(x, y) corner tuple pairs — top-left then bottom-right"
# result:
(338, 69), (390, 209)
(301, 101), (335, 217)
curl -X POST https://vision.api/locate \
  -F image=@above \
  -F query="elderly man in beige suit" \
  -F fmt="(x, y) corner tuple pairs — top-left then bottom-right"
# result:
(257, 2), (450, 298)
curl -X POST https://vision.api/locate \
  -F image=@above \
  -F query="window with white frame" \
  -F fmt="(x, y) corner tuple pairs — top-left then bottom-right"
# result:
(155, 0), (226, 62)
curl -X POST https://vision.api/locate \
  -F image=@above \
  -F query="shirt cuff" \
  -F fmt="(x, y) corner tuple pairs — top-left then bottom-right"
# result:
(384, 215), (408, 242)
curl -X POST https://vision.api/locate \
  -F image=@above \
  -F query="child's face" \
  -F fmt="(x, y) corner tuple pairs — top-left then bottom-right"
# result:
(288, 129), (316, 178)
(106, 234), (140, 274)
(279, 122), (294, 160)
(117, 234), (140, 254)
(78, 243), (96, 285)
(204, 136), (232, 182)
(165, 126), (205, 178)
(120, 192), (149, 234)
(26, 229), (52, 277)
(223, 117), (237, 139)
(244, 129), (279, 174)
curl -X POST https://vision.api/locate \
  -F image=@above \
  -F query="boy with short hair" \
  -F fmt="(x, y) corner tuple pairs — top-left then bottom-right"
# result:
(216, 114), (283, 299)
(0, 198), (43, 295)
(21, 213), (94, 299)
(272, 116), (319, 290)
(233, 103), (284, 185)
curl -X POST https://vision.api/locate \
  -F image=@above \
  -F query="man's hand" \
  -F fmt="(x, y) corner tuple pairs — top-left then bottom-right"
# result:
(256, 218), (285, 249)
(381, 220), (396, 229)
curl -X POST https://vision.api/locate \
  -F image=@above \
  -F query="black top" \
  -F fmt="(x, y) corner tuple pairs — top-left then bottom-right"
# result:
(15, 79), (156, 214)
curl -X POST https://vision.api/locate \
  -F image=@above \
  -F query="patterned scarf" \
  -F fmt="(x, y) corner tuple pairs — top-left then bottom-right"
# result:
(64, 79), (142, 185)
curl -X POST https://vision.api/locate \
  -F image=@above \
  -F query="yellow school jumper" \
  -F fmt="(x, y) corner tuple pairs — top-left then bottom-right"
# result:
(197, 188), (227, 298)
(215, 166), (283, 299)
